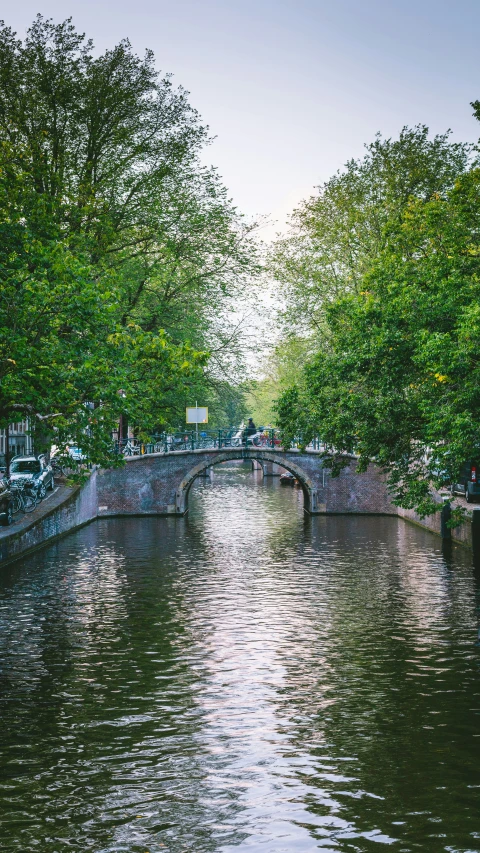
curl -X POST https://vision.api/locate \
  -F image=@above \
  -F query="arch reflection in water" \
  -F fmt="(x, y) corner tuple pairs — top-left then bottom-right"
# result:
(0, 461), (479, 853)
(176, 453), (313, 514)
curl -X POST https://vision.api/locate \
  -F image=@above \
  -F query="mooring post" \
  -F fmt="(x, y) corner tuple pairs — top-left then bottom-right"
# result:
(471, 507), (480, 557)
(440, 497), (452, 541)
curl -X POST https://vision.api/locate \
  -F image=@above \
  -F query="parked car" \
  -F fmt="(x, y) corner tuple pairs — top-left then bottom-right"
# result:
(451, 460), (480, 503)
(0, 477), (13, 525)
(66, 446), (86, 462)
(9, 455), (54, 499)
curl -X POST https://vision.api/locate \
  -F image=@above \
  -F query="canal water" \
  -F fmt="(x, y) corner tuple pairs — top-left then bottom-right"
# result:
(0, 463), (479, 853)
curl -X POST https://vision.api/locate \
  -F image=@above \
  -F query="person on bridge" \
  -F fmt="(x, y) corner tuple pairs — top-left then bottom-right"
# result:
(244, 418), (257, 445)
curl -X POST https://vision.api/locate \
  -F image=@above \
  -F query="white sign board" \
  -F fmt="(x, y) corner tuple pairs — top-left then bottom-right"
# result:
(186, 406), (208, 424)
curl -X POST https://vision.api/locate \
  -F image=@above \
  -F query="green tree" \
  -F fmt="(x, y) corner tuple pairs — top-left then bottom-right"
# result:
(246, 336), (314, 426)
(0, 16), (259, 459)
(273, 123), (480, 515)
(270, 126), (471, 335)
(0, 142), (204, 462)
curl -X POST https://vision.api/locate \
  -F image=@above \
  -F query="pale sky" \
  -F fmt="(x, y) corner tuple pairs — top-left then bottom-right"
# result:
(4, 0), (480, 231)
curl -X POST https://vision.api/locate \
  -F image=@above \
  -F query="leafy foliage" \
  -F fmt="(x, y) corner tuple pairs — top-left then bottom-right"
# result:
(273, 124), (480, 514)
(0, 16), (260, 462)
(270, 126), (471, 336)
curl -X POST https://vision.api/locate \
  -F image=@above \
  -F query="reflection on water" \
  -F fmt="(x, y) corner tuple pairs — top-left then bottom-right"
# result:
(0, 462), (479, 853)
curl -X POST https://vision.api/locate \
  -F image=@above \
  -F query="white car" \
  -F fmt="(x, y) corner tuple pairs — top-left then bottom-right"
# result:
(9, 455), (54, 499)
(67, 446), (86, 462)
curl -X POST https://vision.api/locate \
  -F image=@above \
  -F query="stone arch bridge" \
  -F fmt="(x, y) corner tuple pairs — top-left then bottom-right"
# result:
(95, 448), (395, 517)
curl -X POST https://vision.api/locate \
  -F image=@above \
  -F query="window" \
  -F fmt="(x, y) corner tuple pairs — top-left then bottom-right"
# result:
(10, 459), (40, 474)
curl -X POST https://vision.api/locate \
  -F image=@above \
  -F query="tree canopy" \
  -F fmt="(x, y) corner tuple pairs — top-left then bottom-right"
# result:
(0, 16), (259, 462)
(272, 122), (480, 515)
(270, 126), (471, 336)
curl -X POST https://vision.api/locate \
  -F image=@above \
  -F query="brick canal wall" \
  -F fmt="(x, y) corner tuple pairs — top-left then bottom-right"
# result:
(397, 503), (473, 549)
(315, 459), (396, 515)
(0, 469), (98, 567)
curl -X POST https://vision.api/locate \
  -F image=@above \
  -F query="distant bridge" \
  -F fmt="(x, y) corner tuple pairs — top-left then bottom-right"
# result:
(96, 447), (395, 517)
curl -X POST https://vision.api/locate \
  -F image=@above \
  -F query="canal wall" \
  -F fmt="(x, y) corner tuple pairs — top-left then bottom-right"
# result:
(397, 502), (473, 549)
(0, 470), (98, 567)
(316, 459), (396, 515)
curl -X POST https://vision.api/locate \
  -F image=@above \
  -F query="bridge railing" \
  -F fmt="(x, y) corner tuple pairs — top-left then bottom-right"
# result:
(114, 429), (324, 456)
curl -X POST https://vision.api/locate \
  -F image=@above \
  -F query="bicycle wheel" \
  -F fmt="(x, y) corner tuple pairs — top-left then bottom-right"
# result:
(23, 492), (37, 512)
(11, 493), (22, 515)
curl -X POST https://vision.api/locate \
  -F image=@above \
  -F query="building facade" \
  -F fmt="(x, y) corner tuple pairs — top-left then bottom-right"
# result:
(0, 421), (33, 459)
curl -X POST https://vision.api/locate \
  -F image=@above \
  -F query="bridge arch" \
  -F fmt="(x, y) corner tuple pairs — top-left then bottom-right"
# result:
(96, 447), (394, 517)
(175, 450), (318, 514)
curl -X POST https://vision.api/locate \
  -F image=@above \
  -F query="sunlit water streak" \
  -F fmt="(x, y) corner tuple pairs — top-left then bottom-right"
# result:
(0, 462), (479, 852)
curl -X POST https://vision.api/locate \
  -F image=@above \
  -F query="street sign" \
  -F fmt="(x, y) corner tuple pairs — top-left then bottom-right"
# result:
(186, 406), (208, 424)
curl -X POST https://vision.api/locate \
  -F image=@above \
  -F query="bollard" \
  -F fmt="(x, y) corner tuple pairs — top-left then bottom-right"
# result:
(440, 498), (452, 541)
(471, 508), (480, 558)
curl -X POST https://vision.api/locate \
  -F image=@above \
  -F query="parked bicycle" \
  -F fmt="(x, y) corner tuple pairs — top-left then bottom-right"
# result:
(51, 456), (72, 478)
(122, 440), (141, 456)
(9, 480), (38, 514)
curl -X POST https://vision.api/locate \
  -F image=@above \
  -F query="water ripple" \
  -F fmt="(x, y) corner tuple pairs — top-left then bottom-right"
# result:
(0, 462), (479, 852)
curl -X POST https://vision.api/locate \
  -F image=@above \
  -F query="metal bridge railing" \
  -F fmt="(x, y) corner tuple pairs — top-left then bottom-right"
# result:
(114, 429), (324, 457)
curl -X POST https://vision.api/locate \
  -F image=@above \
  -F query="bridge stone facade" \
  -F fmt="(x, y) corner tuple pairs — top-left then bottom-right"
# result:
(96, 448), (396, 517)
